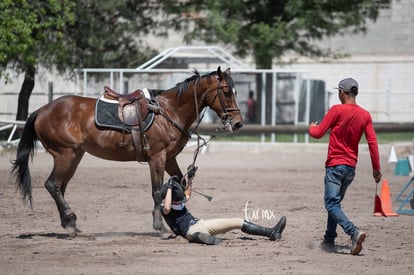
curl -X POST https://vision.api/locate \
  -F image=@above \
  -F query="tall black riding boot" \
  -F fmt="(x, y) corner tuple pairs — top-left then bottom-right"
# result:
(241, 216), (287, 241)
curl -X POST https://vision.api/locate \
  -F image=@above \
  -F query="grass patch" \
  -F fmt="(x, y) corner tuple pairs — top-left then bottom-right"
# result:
(210, 132), (413, 144)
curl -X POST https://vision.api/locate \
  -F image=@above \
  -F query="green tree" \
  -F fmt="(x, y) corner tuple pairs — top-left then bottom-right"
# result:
(160, 0), (391, 69)
(63, 1), (159, 69)
(0, 0), (75, 120)
(0, 0), (159, 121)
(159, 0), (391, 124)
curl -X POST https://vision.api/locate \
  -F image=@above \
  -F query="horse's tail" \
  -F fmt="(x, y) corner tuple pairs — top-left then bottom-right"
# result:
(11, 110), (39, 208)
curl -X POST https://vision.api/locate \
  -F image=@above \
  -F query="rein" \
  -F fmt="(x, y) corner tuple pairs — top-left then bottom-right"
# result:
(182, 77), (234, 186)
(159, 109), (192, 139)
(181, 81), (213, 185)
(151, 73), (239, 187)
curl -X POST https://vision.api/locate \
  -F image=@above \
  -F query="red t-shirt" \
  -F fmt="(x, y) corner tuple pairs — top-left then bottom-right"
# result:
(309, 104), (380, 170)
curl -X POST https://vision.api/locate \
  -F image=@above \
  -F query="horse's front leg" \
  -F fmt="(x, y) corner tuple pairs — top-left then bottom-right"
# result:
(148, 158), (168, 232)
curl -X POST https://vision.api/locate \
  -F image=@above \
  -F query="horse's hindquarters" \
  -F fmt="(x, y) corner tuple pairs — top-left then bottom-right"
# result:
(34, 95), (137, 161)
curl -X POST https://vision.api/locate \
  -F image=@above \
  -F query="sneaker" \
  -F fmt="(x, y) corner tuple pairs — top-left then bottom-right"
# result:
(350, 229), (366, 255)
(191, 232), (222, 245)
(269, 216), (287, 241)
(321, 240), (335, 252)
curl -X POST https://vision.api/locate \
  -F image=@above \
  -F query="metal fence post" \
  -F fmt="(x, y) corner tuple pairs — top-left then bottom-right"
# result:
(48, 82), (53, 103)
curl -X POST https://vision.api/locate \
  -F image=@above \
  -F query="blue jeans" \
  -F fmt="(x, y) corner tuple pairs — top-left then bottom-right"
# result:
(324, 165), (356, 242)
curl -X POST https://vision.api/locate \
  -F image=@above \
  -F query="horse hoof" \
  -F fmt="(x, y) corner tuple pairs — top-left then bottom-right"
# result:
(160, 224), (168, 233)
(153, 222), (162, 231)
(62, 212), (78, 237)
(153, 221), (168, 233)
(153, 220), (168, 232)
(66, 226), (77, 238)
(152, 210), (163, 231)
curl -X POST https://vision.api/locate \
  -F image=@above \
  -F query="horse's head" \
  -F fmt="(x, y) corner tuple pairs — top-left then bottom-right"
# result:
(203, 66), (243, 132)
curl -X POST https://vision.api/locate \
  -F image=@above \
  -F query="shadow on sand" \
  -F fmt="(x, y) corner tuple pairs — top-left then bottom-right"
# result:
(16, 231), (166, 240)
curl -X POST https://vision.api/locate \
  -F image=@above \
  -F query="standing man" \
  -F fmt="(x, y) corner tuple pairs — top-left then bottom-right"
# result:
(308, 78), (382, 255)
(246, 90), (257, 124)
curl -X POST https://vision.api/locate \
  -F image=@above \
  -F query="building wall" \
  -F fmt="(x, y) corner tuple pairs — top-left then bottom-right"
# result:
(282, 60), (413, 122)
(281, 0), (414, 122)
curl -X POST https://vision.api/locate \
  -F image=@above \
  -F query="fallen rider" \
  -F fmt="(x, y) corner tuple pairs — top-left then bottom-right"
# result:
(161, 176), (287, 245)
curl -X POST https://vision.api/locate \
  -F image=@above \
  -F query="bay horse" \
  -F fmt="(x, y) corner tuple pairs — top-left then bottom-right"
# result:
(12, 67), (242, 236)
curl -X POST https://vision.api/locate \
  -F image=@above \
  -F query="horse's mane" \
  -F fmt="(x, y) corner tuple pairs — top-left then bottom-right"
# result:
(176, 69), (236, 97)
(154, 69), (232, 97)
(176, 70), (202, 97)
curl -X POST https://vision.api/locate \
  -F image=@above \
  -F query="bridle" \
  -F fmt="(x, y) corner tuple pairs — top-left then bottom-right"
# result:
(195, 76), (240, 128)
(214, 84), (240, 126)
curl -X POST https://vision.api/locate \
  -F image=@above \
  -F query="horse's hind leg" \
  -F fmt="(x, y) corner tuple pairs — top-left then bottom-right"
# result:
(45, 149), (85, 237)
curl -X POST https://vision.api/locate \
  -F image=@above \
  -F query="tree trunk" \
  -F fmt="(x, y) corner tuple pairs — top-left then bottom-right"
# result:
(16, 64), (35, 121)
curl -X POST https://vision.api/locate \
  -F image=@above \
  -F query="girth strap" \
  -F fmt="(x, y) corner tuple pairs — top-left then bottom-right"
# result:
(130, 100), (149, 162)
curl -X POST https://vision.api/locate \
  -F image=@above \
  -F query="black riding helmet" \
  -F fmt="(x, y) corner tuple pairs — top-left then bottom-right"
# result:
(161, 176), (185, 202)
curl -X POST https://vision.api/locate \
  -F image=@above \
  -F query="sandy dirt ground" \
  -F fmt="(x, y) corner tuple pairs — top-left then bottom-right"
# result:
(0, 141), (413, 275)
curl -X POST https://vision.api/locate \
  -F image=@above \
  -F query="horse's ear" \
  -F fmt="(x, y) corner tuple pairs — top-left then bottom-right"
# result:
(225, 68), (231, 75)
(217, 66), (224, 80)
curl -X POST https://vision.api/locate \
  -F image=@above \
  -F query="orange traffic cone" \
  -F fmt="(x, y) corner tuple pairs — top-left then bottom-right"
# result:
(374, 179), (399, 217)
